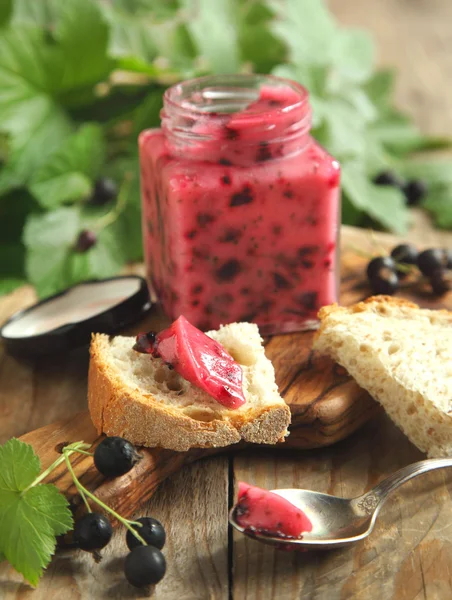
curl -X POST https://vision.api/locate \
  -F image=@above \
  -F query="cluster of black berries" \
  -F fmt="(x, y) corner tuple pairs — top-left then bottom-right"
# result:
(373, 171), (427, 206)
(73, 437), (167, 589)
(367, 244), (452, 296)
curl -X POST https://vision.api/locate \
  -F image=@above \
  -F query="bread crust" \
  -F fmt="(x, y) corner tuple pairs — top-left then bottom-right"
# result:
(316, 296), (420, 338)
(88, 333), (290, 452)
(314, 295), (452, 457)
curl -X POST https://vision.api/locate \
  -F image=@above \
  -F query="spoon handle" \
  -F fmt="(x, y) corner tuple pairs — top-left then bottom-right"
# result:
(354, 457), (452, 516)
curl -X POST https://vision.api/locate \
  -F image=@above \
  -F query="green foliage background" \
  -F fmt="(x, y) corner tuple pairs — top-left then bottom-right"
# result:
(1, 0), (451, 298)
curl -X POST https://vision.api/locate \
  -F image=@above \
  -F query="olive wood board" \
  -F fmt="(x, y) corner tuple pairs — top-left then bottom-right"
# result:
(17, 247), (452, 527)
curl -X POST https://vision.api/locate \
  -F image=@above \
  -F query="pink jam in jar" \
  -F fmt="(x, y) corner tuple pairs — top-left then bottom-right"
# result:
(139, 75), (340, 335)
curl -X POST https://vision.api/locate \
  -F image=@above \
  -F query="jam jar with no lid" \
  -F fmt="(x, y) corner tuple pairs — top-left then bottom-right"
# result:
(139, 74), (340, 334)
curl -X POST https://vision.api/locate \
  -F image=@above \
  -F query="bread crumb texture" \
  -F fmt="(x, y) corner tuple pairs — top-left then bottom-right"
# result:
(88, 322), (290, 451)
(314, 296), (452, 458)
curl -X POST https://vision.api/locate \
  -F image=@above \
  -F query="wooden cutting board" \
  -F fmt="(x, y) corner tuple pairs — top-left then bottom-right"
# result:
(17, 232), (452, 525)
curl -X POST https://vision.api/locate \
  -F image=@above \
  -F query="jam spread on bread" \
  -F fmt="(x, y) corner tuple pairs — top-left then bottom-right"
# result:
(133, 316), (246, 409)
(234, 482), (312, 538)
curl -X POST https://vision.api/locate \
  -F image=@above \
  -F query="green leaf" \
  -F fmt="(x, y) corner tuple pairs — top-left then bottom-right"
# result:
(181, 0), (240, 73)
(132, 89), (164, 139)
(400, 160), (452, 184)
(11, 0), (58, 28)
(269, 0), (336, 66)
(23, 207), (81, 297)
(103, 0), (193, 73)
(149, 22), (198, 71)
(0, 0), (12, 27)
(400, 160), (452, 229)
(342, 163), (408, 234)
(238, 2), (287, 72)
(0, 28), (73, 186)
(104, 157), (143, 262)
(0, 243), (26, 290)
(68, 85), (157, 126)
(104, 8), (158, 64)
(0, 190), (36, 292)
(113, 0), (179, 20)
(30, 124), (106, 209)
(423, 189), (452, 229)
(23, 205), (130, 298)
(364, 69), (395, 109)
(115, 171), (143, 262)
(53, 0), (114, 93)
(330, 29), (374, 85)
(0, 439), (40, 491)
(0, 440), (71, 585)
(341, 195), (364, 227)
(0, 278), (26, 295)
(0, 482), (72, 586)
(312, 97), (367, 160)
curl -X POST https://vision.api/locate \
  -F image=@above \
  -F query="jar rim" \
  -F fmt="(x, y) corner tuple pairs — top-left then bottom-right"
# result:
(163, 73), (309, 117)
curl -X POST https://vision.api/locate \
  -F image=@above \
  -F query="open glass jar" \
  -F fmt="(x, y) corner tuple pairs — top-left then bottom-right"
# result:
(139, 74), (340, 334)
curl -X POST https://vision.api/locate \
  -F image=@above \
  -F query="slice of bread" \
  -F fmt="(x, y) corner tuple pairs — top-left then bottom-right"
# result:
(313, 296), (452, 458)
(88, 322), (290, 451)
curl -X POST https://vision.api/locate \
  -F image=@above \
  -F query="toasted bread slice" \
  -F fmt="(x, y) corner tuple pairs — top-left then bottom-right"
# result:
(88, 322), (290, 451)
(313, 296), (452, 458)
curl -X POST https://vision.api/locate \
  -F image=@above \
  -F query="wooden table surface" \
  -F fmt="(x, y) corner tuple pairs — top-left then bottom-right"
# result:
(2, 1), (452, 598)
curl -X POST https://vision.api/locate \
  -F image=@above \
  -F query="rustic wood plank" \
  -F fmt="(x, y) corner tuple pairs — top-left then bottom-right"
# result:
(232, 0), (452, 592)
(1, 230), (452, 598)
(232, 415), (452, 600)
(2, 1), (452, 597)
(0, 289), (230, 600)
(0, 457), (230, 600)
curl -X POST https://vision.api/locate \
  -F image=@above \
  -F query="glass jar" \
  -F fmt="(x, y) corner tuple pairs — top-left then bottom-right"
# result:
(139, 74), (340, 335)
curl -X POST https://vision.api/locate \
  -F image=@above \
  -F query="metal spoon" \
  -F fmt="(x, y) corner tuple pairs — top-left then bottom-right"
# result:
(229, 457), (452, 550)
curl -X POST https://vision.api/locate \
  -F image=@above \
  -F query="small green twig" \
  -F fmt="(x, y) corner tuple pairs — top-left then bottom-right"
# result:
(62, 448), (148, 547)
(94, 172), (133, 232)
(70, 449), (94, 457)
(345, 244), (416, 275)
(22, 442), (91, 494)
(63, 452), (92, 513)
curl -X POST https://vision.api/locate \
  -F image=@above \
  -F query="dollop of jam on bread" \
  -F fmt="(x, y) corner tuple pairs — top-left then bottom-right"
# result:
(133, 315), (246, 409)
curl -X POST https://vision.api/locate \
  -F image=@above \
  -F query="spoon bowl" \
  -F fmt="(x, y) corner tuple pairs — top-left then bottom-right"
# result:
(229, 457), (452, 550)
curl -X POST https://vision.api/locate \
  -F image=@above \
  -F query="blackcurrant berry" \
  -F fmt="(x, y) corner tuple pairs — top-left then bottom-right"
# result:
(75, 230), (97, 252)
(390, 244), (418, 279)
(390, 244), (418, 265)
(369, 268), (399, 295)
(94, 436), (142, 478)
(366, 256), (396, 281)
(403, 179), (427, 206)
(73, 512), (112, 551)
(133, 332), (157, 354)
(429, 269), (452, 296)
(126, 517), (166, 551)
(417, 248), (446, 276)
(373, 171), (403, 188)
(124, 545), (166, 588)
(90, 178), (118, 206)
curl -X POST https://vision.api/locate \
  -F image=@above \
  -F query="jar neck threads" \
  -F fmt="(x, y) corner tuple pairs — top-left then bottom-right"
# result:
(161, 74), (312, 166)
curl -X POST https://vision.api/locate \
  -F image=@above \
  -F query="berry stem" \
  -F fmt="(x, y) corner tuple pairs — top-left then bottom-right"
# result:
(62, 448), (148, 546)
(346, 245), (414, 274)
(63, 452), (92, 513)
(70, 449), (95, 457)
(94, 172), (132, 233)
(22, 441), (91, 493)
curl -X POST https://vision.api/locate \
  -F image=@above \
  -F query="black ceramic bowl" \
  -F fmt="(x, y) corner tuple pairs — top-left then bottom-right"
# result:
(0, 276), (152, 357)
